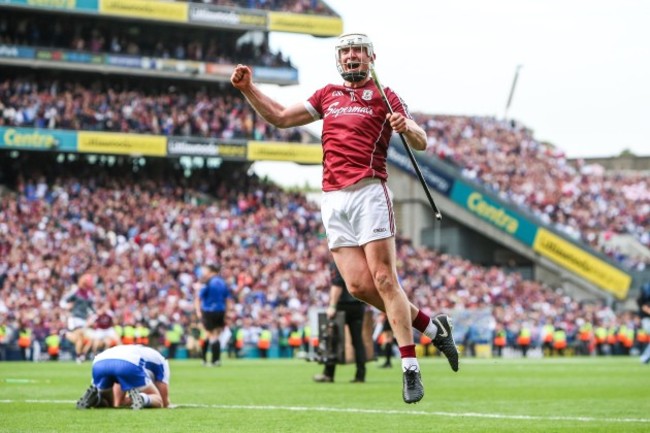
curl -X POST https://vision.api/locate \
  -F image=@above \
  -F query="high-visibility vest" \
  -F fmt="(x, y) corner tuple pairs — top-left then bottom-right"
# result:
(0, 325), (6, 343)
(45, 333), (61, 356)
(258, 330), (272, 350)
(420, 333), (432, 345)
(302, 326), (311, 344)
(623, 328), (634, 349)
(595, 327), (607, 344)
(164, 324), (183, 347)
(235, 329), (244, 349)
(553, 330), (567, 349)
(135, 325), (150, 345)
(517, 328), (531, 346)
(493, 330), (506, 347)
(542, 325), (554, 343)
(122, 325), (136, 344)
(606, 327), (618, 345)
(18, 329), (32, 348)
(578, 323), (593, 341)
(288, 331), (302, 348)
(637, 329), (649, 344)
(617, 325), (634, 348)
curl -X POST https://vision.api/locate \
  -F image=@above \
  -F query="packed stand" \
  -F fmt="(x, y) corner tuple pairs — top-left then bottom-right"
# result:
(0, 12), (293, 68)
(0, 154), (644, 363)
(416, 114), (650, 269)
(0, 74), (313, 143)
(178, 0), (337, 16)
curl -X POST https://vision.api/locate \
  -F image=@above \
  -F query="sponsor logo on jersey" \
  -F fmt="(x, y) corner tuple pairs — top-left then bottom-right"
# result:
(324, 102), (374, 118)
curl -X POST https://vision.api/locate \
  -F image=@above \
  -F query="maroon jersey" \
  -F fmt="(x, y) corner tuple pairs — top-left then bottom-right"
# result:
(95, 312), (114, 330)
(306, 80), (412, 191)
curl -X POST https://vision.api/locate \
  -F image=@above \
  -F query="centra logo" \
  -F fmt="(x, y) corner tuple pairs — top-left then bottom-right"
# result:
(373, 228), (387, 233)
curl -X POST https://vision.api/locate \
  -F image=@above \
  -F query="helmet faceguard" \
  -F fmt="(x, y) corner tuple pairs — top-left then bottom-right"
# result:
(334, 32), (375, 83)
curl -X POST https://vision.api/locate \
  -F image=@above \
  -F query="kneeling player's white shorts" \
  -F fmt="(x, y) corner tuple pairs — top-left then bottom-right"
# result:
(321, 178), (395, 250)
(92, 359), (151, 391)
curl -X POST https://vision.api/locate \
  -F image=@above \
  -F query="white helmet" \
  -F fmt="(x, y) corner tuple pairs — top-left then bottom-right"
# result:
(334, 32), (374, 82)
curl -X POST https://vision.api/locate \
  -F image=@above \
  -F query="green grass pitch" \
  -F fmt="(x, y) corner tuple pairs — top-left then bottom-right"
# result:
(1, 356), (648, 433)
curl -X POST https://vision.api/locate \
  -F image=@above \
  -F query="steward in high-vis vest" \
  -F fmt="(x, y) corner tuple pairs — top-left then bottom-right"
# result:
(288, 327), (302, 356)
(135, 321), (150, 346)
(617, 324), (634, 355)
(493, 325), (507, 358)
(0, 324), (8, 361)
(122, 323), (136, 345)
(541, 323), (555, 356)
(594, 324), (608, 356)
(302, 325), (311, 353)
(18, 324), (32, 361)
(165, 323), (183, 359)
(553, 327), (567, 356)
(45, 331), (61, 361)
(516, 326), (531, 358)
(257, 328), (272, 358)
(235, 328), (244, 357)
(577, 320), (593, 356)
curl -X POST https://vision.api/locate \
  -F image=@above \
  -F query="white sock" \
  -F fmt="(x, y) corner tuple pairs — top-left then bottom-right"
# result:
(141, 393), (151, 407)
(423, 321), (439, 339)
(401, 357), (420, 372)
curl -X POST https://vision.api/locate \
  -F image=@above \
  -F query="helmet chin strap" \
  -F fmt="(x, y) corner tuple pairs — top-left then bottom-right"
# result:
(341, 70), (368, 82)
(339, 60), (372, 83)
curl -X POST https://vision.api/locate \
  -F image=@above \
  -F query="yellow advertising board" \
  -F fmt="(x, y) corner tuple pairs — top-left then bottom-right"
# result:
(533, 228), (631, 299)
(78, 132), (166, 156)
(100, 0), (188, 22)
(267, 12), (343, 36)
(247, 142), (322, 164)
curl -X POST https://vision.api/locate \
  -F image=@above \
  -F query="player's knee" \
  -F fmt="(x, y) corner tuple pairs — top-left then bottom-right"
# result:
(373, 271), (395, 294)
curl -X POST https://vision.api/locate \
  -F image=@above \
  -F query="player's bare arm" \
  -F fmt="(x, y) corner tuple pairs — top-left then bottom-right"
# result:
(387, 113), (426, 151)
(231, 64), (313, 128)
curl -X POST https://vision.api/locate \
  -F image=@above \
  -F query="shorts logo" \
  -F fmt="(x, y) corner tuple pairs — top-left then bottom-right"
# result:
(373, 228), (387, 233)
(362, 90), (373, 101)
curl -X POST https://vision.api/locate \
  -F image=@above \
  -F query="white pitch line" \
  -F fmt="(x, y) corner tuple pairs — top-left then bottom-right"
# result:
(0, 400), (647, 424)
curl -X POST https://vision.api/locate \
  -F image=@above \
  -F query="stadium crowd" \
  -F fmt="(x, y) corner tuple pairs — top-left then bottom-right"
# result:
(177, 0), (336, 16)
(0, 156), (645, 363)
(0, 12), (293, 68)
(0, 75), (312, 143)
(1, 72), (645, 267)
(3, 5), (646, 267)
(416, 114), (650, 269)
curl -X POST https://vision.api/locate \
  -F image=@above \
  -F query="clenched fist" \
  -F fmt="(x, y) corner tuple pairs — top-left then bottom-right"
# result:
(231, 64), (252, 91)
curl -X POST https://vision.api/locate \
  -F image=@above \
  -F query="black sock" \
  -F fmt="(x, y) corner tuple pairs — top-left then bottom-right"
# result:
(202, 342), (208, 362)
(211, 341), (221, 363)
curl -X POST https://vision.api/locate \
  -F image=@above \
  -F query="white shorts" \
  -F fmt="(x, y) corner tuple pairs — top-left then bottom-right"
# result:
(92, 328), (118, 341)
(68, 317), (87, 331)
(321, 178), (395, 249)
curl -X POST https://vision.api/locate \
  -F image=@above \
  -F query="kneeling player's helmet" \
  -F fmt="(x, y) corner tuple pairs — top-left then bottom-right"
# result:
(334, 32), (375, 83)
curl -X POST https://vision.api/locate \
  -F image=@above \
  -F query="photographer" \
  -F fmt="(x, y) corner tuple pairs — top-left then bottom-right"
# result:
(313, 262), (367, 383)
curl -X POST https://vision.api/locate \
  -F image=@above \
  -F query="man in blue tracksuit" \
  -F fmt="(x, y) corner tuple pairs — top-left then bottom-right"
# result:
(195, 264), (234, 366)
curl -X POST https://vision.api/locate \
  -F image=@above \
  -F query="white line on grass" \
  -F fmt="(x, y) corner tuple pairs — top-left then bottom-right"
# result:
(0, 400), (647, 424)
